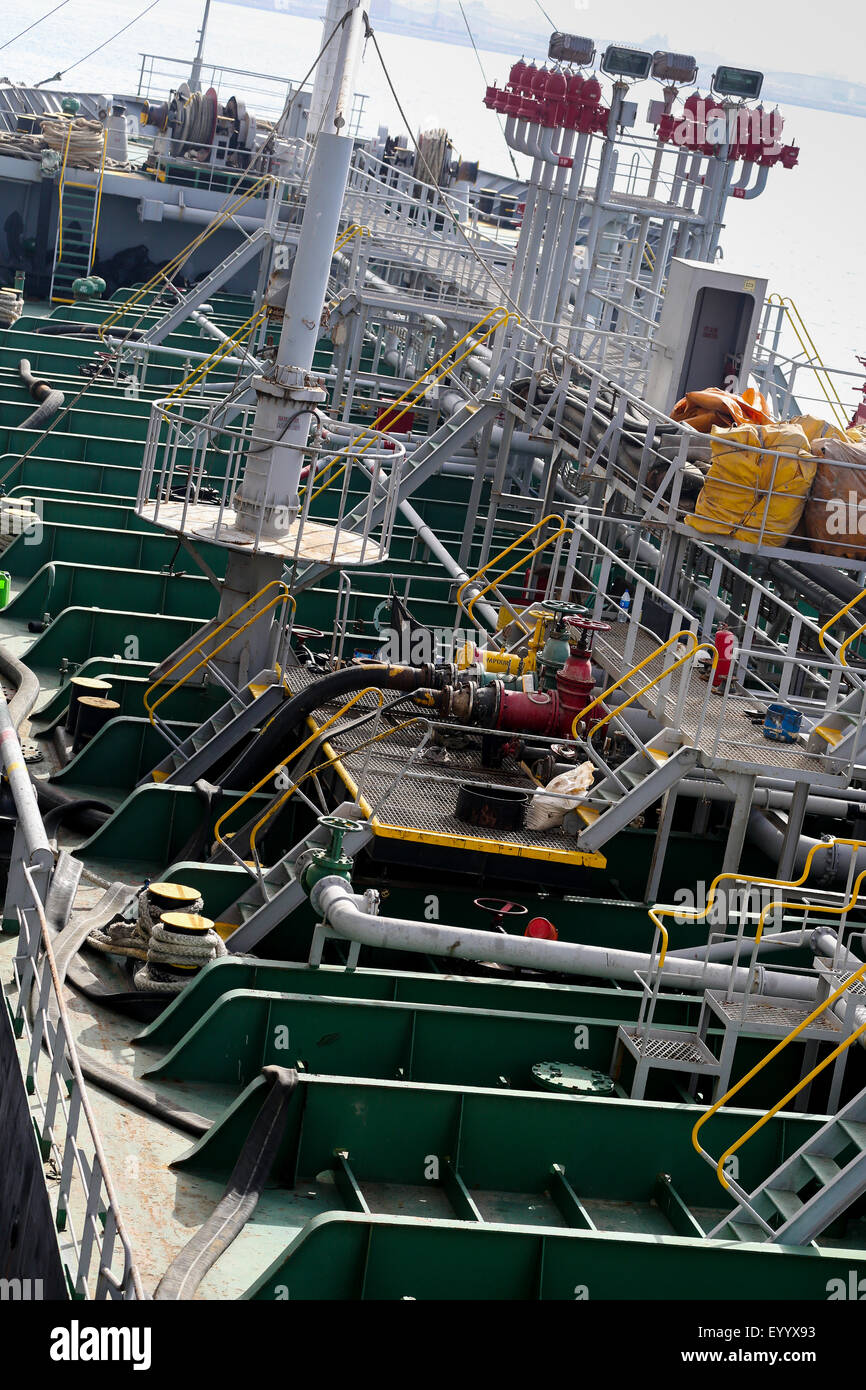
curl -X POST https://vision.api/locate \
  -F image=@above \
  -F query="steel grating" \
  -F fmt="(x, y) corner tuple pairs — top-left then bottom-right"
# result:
(591, 624), (833, 778)
(711, 994), (844, 1033)
(280, 667), (605, 864)
(622, 1031), (712, 1064)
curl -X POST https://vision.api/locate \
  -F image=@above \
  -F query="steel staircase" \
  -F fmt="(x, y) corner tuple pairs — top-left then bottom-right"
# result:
(220, 804), (373, 952)
(143, 671), (286, 786)
(569, 736), (699, 852)
(139, 226), (271, 346)
(709, 1086), (866, 1245)
(807, 685), (865, 760)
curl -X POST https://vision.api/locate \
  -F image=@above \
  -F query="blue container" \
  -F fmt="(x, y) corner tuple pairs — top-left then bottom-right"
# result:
(763, 703), (802, 744)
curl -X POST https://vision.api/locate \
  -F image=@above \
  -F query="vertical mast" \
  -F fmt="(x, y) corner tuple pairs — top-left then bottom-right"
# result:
(189, 0), (213, 93)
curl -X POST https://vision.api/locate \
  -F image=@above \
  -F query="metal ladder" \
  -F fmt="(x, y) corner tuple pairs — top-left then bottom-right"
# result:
(568, 738), (699, 852)
(219, 804), (373, 953)
(709, 1087), (866, 1245)
(50, 167), (104, 304)
(142, 670), (286, 786)
(693, 950), (866, 1244)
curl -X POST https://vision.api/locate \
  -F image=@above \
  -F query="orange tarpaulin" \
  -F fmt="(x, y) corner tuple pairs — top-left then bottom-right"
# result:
(671, 386), (774, 434)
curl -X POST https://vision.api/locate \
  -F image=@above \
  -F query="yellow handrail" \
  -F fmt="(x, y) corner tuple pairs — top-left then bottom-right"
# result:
(333, 222), (370, 254)
(213, 686), (384, 855)
(572, 639), (719, 741)
(570, 629), (698, 732)
(693, 964), (866, 1191)
(98, 173), (274, 338)
(768, 293), (848, 430)
(161, 305), (266, 412)
(56, 119), (75, 266)
(217, 709), (428, 870)
(648, 835), (866, 974)
(89, 129), (108, 275)
(455, 515), (567, 630)
(143, 579), (293, 726)
(817, 585), (866, 667)
(305, 306), (515, 504)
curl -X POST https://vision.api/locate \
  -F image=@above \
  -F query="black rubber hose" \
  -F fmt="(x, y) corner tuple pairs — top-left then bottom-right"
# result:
(154, 1066), (299, 1300)
(42, 796), (113, 837)
(34, 778), (110, 834)
(221, 661), (442, 791)
(31, 322), (145, 339)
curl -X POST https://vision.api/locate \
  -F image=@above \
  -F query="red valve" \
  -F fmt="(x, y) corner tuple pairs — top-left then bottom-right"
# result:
(508, 59), (527, 90)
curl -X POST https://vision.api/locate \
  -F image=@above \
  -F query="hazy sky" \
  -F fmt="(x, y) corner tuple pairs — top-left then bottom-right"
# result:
(469, 0), (859, 83)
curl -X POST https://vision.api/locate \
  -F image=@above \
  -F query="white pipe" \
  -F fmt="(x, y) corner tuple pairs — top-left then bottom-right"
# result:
(310, 875), (820, 1000)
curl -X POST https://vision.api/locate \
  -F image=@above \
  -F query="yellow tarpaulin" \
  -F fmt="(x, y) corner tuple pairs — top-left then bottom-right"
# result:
(685, 422), (816, 547)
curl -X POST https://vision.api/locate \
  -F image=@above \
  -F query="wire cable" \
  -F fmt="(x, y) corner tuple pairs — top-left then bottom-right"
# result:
(366, 23), (542, 340)
(533, 0), (556, 28)
(457, 0), (520, 181)
(35, 0), (162, 86)
(0, 0), (71, 52)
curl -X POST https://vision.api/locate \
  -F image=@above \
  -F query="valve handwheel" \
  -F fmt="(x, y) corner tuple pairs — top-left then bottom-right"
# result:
(565, 615), (611, 635)
(473, 897), (529, 932)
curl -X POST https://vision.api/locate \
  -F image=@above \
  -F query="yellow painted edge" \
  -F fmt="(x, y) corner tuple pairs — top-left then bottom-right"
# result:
(647, 747), (670, 762)
(152, 769), (169, 782)
(815, 726), (843, 747)
(575, 805), (600, 825)
(308, 716), (606, 869)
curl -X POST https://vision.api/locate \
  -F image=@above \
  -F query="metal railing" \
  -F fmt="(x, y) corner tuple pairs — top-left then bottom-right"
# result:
(570, 630), (717, 738)
(760, 295), (850, 429)
(456, 514), (569, 632)
(213, 685), (386, 880)
(691, 962), (866, 1233)
(143, 579), (294, 745)
(136, 51), (368, 140)
(9, 866), (144, 1299)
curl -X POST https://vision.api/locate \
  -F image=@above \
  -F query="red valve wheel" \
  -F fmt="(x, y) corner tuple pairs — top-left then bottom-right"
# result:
(473, 898), (529, 932)
(565, 615), (611, 635)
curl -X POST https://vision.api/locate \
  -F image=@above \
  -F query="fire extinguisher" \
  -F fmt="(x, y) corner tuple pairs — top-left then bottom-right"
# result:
(713, 624), (735, 689)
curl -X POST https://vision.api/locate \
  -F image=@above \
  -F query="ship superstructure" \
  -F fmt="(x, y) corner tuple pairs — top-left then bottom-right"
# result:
(1, 3), (866, 1303)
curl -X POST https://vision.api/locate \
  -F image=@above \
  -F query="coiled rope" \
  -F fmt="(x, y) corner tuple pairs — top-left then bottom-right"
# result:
(134, 918), (227, 994)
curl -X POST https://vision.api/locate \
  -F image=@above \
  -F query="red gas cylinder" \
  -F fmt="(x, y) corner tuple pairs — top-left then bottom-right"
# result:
(582, 75), (601, 104)
(520, 62), (537, 95)
(713, 623), (735, 689)
(780, 143), (799, 169)
(566, 72), (585, 101)
(509, 59), (527, 90)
